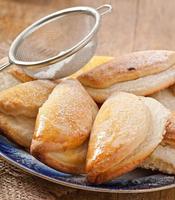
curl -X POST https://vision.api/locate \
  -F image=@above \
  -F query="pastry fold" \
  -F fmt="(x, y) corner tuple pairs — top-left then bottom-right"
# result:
(77, 51), (175, 103)
(150, 86), (175, 147)
(86, 92), (170, 183)
(0, 80), (55, 148)
(141, 85), (175, 174)
(141, 145), (175, 175)
(8, 66), (35, 83)
(30, 79), (98, 174)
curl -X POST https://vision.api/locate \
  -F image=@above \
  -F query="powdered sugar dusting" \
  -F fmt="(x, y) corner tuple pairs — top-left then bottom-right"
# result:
(35, 79), (98, 148)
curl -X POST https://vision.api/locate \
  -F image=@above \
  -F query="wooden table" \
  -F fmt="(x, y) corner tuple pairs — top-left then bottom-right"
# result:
(1, 0), (175, 199)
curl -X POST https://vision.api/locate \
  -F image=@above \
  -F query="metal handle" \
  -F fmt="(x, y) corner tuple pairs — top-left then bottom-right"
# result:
(0, 57), (11, 71)
(96, 4), (112, 16)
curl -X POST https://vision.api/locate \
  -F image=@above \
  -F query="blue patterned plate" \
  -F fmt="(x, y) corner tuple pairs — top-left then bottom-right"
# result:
(0, 134), (175, 193)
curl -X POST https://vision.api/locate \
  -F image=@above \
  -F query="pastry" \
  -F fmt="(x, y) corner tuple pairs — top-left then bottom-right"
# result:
(8, 66), (35, 82)
(8, 56), (112, 82)
(0, 71), (20, 91)
(77, 51), (175, 103)
(149, 86), (175, 147)
(2, 53), (175, 182)
(84, 67), (175, 103)
(140, 86), (175, 173)
(163, 113), (175, 147)
(30, 79), (98, 174)
(86, 92), (170, 183)
(141, 145), (175, 175)
(71, 56), (113, 78)
(78, 50), (175, 88)
(0, 80), (55, 148)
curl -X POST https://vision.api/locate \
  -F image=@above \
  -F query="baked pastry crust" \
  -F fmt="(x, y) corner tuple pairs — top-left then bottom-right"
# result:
(0, 80), (55, 118)
(150, 86), (175, 147)
(164, 113), (175, 147)
(78, 50), (175, 88)
(8, 66), (35, 82)
(0, 80), (55, 148)
(8, 56), (112, 82)
(31, 79), (98, 174)
(2, 54), (175, 182)
(86, 92), (170, 183)
(0, 114), (35, 148)
(85, 66), (175, 103)
(141, 145), (175, 175)
(98, 97), (170, 183)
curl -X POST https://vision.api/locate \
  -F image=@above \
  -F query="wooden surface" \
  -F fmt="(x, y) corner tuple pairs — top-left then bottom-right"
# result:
(1, 0), (175, 199)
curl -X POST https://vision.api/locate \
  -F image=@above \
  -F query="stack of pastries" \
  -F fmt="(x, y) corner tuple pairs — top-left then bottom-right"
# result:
(1, 50), (175, 184)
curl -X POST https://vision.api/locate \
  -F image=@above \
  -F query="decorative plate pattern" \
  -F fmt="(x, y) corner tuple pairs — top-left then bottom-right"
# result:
(0, 134), (175, 193)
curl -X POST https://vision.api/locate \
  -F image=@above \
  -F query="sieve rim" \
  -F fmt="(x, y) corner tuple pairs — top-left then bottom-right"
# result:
(8, 6), (101, 67)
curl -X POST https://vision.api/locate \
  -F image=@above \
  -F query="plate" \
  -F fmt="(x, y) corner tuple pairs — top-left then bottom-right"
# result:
(0, 134), (175, 193)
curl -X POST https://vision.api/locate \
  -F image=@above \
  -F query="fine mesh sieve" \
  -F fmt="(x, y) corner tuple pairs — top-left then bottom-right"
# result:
(0, 4), (112, 79)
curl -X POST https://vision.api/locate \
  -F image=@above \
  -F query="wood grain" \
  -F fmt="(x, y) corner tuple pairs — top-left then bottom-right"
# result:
(1, 0), (175, 199)
(0, 0), (137, 57)
(133, 0), (175, 51)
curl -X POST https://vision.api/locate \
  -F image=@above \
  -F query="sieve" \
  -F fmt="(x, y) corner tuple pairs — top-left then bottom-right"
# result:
(0, 4), (112, 79)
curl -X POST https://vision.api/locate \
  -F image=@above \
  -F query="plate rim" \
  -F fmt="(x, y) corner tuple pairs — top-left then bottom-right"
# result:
(1, 151), (175, 194)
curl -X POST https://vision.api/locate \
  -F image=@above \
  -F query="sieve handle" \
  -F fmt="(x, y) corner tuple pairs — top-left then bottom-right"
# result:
(96, 4), (112, 16)
(0, 57), (11, 71)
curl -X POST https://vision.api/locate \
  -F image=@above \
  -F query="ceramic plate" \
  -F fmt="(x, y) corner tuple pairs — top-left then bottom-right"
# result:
(0, 134), (175, 193)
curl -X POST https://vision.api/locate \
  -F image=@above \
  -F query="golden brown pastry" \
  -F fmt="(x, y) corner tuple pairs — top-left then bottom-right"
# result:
(141, 145), (175, 175)
(141, 86), (175, 174)
(150, 86), (175, 147)
(30, 79), (98, 174)
(8, 56), (112, 83)
(105, 96), (170, 182)
(0, 71), (20, 91)
(77, 51), (175, 103)
(164, 113), (175, 147)
(0, 80), (55, 148)
(71, 56), (113, 78)
(84, 67), (175, 103)
(78, 50), (175, 88)
(86, 92), (170, 183)
(8, 66), (35, 83)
